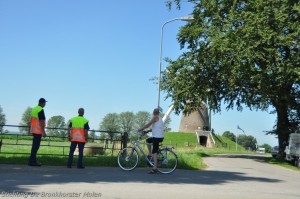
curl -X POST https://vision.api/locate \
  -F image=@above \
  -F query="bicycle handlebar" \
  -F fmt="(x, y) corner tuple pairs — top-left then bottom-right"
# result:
(138, 130), (148, 136)
(133, 129), (150, 142)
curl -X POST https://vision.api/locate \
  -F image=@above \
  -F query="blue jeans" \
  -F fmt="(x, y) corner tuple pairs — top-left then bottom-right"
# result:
(28, 134), (42, 164)
(67, 142), (85, 167)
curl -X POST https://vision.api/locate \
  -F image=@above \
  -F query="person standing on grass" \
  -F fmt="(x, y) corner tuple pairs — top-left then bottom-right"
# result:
(28, 98), (47, 166)
(67, 108), (89, 169)
(139, 108), (164, 174)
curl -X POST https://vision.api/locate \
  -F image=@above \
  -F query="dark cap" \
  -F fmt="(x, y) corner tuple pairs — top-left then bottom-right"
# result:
(39, 98), (47, 103)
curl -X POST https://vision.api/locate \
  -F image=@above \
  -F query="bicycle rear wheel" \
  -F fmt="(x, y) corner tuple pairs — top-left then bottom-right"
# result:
(157, 148), (178, 174)
(117, 147), (139, 171)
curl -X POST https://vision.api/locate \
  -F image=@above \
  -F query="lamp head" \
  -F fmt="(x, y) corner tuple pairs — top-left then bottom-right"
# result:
(180, 16), (194, 22)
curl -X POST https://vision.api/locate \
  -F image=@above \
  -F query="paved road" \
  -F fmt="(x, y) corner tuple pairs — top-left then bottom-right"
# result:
(0, 155), (299, 199)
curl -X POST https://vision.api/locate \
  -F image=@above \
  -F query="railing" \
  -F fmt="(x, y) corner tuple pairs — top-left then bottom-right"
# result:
(210, 131), (216, 145)
(211, 131), (228, 147)
(0, 124), (129, 157)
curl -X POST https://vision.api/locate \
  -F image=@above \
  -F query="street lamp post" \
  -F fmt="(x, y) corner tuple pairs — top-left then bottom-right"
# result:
(157, 16), (194, 110)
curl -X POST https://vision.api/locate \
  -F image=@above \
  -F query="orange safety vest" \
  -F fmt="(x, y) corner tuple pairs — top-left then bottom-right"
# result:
(30, 105), (46, 135)
(70, 128), (86, 143)
(30, 117), (46, 135)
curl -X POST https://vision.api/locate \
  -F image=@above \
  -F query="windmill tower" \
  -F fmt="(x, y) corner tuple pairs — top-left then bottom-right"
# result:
(178, 103), (214, 147)
(179, 103), (210, 132)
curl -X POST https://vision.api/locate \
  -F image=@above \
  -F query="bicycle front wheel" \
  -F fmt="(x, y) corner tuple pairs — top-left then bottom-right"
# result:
(117, 147), (139, 171)
(157, 148), (178, 174)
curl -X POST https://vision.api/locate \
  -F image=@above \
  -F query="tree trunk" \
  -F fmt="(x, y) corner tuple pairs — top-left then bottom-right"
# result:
(275, 103), (290, 160)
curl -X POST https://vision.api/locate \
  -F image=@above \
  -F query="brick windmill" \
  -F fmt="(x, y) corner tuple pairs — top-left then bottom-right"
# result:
(178, 103), (214, 147)
(179, 103), (210, 132)
(162, 103), (214, 147)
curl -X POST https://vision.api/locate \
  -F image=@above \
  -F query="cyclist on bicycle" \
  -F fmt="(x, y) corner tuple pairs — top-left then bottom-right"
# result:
(139, 108), (164, 174)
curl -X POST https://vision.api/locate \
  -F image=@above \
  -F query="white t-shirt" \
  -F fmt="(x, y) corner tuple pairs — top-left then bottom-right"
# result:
(152, 117), (164, 138)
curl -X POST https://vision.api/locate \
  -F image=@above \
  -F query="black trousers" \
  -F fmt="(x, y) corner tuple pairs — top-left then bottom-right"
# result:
(67, 142), (85, 167)
(28, 134), (42, 164)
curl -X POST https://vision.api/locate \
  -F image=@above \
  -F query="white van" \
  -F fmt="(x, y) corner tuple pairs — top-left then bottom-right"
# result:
(285, 133), (300, 168)
(257, 147), (265, 153)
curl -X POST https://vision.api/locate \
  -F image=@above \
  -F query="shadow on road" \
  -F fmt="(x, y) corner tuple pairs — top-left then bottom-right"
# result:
(0, 163), (282, 193)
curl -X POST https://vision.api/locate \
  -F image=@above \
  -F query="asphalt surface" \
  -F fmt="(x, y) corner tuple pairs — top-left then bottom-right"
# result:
(0, 154), (299, 199)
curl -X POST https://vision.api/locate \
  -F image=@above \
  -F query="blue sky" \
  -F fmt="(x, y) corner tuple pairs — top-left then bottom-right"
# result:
(0, 0), (277, 146)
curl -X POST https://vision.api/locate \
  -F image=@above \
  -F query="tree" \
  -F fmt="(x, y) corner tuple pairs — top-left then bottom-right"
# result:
(134, 111), (151, 129)
(163, 0), (300, 159)
(99, 111), (173, 140)
(223, 131), (236, 142)
(131, 111), (151, 139)
(99, 113), (120, 140)
(47, 115), (67, 137)
(19, 107), (32, 134)
(119, 111), (135, 134)
(0, 105), (6, 133)
(134, 111), (172, 132)
(260, 143), (272, 153)
(237, 135), (257, 151)
(99, 132), (107, 140)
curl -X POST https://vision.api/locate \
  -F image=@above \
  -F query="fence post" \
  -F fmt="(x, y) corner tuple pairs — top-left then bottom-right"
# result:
(0, 137), (2, 153)
(27, 123), (31, 135)
(121, 132), (128, 149)
(105, 139), (108, 149)
(111, 141), (115, 156)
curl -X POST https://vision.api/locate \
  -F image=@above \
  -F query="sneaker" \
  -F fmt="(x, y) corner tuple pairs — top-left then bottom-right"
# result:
(77, 165), (85, 169)
(148, 168), (158, 174)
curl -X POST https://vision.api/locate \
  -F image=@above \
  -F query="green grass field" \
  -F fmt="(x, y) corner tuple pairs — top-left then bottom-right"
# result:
(1, 132), (298, 170)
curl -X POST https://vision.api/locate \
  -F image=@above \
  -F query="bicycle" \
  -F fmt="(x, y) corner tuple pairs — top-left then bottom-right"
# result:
(117, 131), (178, 174)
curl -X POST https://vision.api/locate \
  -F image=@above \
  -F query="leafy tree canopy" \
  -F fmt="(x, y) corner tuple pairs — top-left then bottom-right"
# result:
(163, 0), (300, 158)
(119, 111), (135, 133)
(19, 107), (32, 134)
(99, 113), (120, 140)
(47, 115), (67, 137)
(135, 111), (152, 130)
(222, 131), (236, 142)
(99, 111), (172, 139)
(237, 134), (257, 150)
(260, 143), (272, 153)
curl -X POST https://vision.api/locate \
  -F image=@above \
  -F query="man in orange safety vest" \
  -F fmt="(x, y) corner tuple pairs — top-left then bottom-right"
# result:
(67, 108), (89, 169)
(28, 98), (47, 166)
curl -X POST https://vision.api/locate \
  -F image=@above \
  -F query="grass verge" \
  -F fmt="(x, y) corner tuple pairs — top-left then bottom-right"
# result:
(0, 149), (205, 170)
(0, 154), (118, 167)
(265, 157), (300, 171)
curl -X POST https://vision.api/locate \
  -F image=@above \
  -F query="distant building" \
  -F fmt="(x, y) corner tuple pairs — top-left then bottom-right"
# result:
(257, 147), (266, 153)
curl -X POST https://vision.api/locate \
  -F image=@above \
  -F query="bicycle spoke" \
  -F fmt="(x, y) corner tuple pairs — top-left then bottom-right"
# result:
(157, 149), (178, 174)
(117, 147), (139, 171)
